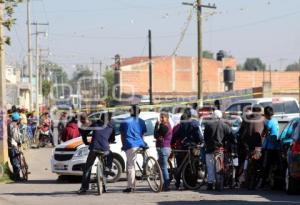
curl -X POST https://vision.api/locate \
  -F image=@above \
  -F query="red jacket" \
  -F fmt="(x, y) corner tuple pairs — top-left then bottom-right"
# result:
(61, 122), (80, 142)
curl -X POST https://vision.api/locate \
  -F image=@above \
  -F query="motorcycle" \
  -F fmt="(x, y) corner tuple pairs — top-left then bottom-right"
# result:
(38, 128), (54, 148)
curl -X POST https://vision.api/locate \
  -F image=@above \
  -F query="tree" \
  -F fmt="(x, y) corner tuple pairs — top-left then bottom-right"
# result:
(242, 58), (266, 71)
(286, 59), (300, 71)
(236, 64), (243, 71)
(0, 0), (23, 46)
(202, 50), (214, 59)
(102, 69), (115, 106)
(42, 80), (51, 97)
(71, 65), (93, 82)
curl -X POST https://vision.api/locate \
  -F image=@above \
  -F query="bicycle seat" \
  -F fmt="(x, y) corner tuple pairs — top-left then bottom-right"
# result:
(136, 146), (148, 154)
(93, 150), (107, 156)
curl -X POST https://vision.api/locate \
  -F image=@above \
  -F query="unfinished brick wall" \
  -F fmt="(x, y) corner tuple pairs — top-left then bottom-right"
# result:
(119, 56), (299, 98)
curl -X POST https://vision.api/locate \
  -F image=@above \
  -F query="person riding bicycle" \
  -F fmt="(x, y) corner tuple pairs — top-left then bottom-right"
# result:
(171, 108), (203, 189)
(7, 112), (22, 181)
(120, 104), (147, 193)
(204, 110), (236, 190)
(38, 112), (54, 145)
(77, 112), (115, 194)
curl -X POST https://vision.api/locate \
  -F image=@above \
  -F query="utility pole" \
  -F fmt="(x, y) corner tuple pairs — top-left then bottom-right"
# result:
(0, 3), (8, 163)
(148, 29), (153, 105)
(183, 0), (216, 106)
(32, 22), (49, 116)
(27, 0), (33, 111)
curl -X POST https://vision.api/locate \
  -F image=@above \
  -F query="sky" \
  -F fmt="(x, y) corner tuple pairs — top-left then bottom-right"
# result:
(5, 0), (300, 77)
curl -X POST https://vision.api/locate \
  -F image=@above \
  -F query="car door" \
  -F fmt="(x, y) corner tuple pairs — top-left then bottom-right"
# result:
(143, 118), (158, 158)
(279, 119), (299, 145)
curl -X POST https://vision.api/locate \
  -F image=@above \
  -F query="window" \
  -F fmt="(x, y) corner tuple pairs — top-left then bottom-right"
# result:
(113, 122), (121, 136)
(226, 103), (251, 112)
(260, 102), (272, 108)
(89, 113), (101, 122)
(292, 120), (300, 141)
(144, 118), (157, 136)
(272, 103), (284, 114)
(113, 118), (157, 137)
(284, 101), (300, 114)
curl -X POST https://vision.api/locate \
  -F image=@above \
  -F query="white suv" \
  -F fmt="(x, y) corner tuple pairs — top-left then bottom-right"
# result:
(225, 97), (300, 122)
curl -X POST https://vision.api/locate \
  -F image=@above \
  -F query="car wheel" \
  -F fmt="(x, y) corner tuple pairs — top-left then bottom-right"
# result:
(107, 158), (122, 183)
(286, 169), (297, 195)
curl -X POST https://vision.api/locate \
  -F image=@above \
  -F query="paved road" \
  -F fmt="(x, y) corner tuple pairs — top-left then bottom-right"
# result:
(1, 148), (300, 205)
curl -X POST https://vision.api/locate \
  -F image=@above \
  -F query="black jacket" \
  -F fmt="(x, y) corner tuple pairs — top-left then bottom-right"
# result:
(80, 122), (115, 152)
(239, 114), (264, 152)
(172, 119), (203, 148)
(204, 119), (236, 154)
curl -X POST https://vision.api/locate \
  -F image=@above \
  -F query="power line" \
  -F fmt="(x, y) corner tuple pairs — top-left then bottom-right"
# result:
(171, 7), (194, 56)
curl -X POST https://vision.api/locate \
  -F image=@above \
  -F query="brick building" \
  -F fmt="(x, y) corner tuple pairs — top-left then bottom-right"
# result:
(115, 56), (300, 102)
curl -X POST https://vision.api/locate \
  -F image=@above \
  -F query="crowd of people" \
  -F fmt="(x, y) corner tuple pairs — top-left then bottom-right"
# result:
(76, 103), (281, 194)
(5, 103), (281, 194)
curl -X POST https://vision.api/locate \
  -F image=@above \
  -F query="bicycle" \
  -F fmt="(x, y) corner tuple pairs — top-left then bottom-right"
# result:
(92, 150), (107, 195)
(214, 147), (225, 191)
(243, 147), (262, 190)
(135, 148), (163, 193)
(17, 146), (29, 181)
(169, 144), (206, 190)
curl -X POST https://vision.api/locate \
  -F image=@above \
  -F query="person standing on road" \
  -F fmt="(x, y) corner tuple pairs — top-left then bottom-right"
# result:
(7, 112), (22, 181)
(204, 110), (236, 190)
(260, 106), (280, 188)
(77, 113), (115, 194)
(120, 105), (147, 193)
(154, 112), (173, 191)
(171, 108), (202, 189)
(61, 115), (80, 142)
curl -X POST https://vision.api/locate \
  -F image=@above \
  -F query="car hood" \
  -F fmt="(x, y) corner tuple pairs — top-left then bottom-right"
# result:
(55, 136), (91, 150)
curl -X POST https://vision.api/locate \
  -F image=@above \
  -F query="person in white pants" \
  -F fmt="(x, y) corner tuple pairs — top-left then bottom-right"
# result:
(121, 105), (147, 193)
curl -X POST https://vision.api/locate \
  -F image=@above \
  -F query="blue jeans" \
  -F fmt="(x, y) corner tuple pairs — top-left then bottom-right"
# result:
(157, 147), (171, 189)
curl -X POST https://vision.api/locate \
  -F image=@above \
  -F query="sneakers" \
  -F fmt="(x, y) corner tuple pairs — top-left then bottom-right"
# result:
(207, 183), (214, 191)
(123, 188), (134, 193)
(104, 168), (115, 177)
(77, 189), (87, 195)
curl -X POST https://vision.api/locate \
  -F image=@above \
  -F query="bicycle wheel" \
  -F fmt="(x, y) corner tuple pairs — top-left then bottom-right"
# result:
(96, 160), (104, 195)
(182, 159), (205, 190)
(145, 156), (163, 193)
(19, 152), (29, 181)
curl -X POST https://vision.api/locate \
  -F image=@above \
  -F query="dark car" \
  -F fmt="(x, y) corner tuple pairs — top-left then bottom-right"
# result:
(279, 117), (300, 194)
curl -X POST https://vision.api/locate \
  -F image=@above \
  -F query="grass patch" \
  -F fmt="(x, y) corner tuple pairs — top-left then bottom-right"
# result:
(0, 162), (13, 183)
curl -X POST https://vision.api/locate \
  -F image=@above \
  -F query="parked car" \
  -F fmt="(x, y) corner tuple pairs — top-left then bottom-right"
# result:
(225, 97), (299, 123)
(279, 117), (300, 194)
(51, 112), (160, 183)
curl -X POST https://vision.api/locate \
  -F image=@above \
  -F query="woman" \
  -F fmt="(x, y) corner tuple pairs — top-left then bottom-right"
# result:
(154, 112), (172, 191)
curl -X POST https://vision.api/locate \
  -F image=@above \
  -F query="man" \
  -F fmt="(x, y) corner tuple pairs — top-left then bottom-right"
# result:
(7, 112), (22, 180)
(171, 108), (203, 189)
(204, 110), (236, 190)
(77, 113), (115, 194)
(261, 106), (280, 188)
(238, 106), (265, 185)
(57, 112), (67, 144)
(120, 105), (147, 193)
